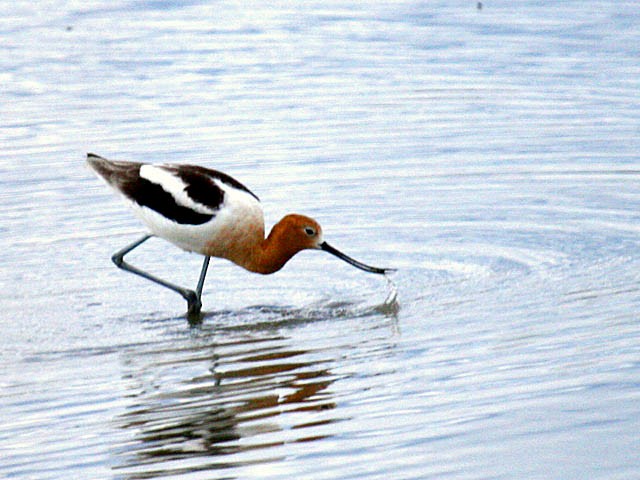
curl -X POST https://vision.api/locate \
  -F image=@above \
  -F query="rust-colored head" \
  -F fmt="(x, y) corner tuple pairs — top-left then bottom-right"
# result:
(270, 214), (324, 252)
(253, 213), (392, 275)
(248, 214), (322, 274)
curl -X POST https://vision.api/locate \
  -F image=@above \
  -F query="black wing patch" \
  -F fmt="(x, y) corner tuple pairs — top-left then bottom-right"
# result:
(122, 174), (215, 225)
(168, 164), (260, 203)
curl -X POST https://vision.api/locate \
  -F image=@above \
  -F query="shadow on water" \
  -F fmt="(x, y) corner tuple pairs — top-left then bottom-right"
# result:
(113, 297), (399, 479)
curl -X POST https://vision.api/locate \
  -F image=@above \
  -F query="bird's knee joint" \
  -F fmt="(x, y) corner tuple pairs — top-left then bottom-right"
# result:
(111, 253), (124, 267)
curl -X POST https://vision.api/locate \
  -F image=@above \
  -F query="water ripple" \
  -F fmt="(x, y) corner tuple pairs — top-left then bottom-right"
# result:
(2, 1), (640, 479)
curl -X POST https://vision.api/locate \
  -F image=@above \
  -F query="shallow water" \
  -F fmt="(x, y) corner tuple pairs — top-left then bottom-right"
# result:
(2, 1), (640, 479)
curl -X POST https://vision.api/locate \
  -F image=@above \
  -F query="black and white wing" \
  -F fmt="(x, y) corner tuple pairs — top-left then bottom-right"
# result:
(87, 153), (259, 226)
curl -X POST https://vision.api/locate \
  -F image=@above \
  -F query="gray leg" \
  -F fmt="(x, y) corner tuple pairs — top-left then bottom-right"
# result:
(111, 234), (204, 315)
(195, 256), (211, 299)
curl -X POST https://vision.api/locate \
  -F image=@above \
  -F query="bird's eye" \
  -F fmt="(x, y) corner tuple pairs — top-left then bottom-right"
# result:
(304, 226), (316, 236)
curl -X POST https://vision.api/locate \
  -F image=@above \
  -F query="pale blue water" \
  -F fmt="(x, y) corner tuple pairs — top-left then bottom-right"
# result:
(1, 1), (639, 479)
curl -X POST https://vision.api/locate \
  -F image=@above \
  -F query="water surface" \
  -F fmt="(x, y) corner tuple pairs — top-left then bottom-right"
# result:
(1, 1), (639, 479)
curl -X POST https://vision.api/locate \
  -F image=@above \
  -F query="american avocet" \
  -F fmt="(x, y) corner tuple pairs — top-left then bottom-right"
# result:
(87, 153), (392, 315)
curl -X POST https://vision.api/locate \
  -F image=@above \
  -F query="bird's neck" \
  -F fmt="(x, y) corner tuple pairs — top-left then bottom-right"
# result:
(246, 221), (298, 274)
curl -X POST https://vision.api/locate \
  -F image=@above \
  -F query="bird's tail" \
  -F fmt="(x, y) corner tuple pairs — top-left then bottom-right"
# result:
(86, 153), (142, 188)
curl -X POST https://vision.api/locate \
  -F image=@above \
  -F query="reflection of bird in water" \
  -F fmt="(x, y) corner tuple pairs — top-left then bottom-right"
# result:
(87, 153), (393, 315)
(116, 343), (336, 471)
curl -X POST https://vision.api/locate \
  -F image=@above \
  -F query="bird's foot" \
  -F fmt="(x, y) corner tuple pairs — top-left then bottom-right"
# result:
(183, 290), (202, 316)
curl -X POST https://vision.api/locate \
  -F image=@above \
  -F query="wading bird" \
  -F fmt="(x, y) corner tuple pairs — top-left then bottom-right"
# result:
(87, 153), (392, 315)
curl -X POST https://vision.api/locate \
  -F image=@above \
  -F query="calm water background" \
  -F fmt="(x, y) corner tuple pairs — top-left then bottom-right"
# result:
(2, 1), (640, 478)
